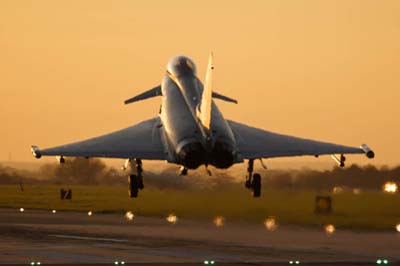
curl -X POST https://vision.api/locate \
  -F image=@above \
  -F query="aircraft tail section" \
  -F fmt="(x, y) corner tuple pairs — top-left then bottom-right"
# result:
(198, 52), (214, 130)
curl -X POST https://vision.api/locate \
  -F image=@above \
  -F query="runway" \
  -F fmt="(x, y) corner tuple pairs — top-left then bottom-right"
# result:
(0, 208), (399, 265)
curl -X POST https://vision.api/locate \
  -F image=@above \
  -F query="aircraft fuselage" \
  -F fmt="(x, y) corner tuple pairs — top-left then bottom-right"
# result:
(160, 55), (240, 169)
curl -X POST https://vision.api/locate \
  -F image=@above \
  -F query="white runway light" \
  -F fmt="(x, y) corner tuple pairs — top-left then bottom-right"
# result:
(88, 211), (93, 216)
(396, 223), (400, 232)
(52, 209), (56, 214)
(324, 224), (336, 235)
(166, 214), (178, 224)
(19, 208), (24, 212)
(213, 216), (225, 227)
(264, 216), (278, 231)
(125, 211), (134, 221)
(383, 181), (398, 194)
(332, 186), (344, 194)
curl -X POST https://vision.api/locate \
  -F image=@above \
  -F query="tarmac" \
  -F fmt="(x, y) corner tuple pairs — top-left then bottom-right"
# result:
(0, 208), (399, 266)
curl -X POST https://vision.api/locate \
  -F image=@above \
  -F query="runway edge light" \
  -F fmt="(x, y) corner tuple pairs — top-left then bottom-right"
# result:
(377, 259), (389, 264)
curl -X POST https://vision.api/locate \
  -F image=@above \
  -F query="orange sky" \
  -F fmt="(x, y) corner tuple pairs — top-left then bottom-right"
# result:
(1, 0), (399, 168)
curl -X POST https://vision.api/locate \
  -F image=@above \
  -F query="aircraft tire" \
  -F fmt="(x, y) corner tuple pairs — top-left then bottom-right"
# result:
(252, 173), (261, 198)
(138, 175), (144, 190)
(129, 174), (139, 198)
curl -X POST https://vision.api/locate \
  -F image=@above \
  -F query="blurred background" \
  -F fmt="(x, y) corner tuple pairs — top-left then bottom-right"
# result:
(1, 0), (399, 169)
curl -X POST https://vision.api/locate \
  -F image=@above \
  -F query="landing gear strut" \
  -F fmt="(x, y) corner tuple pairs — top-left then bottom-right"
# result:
(128, 158), (144, 198)
(178, 166), (188, 176)
(245, 159), (262, 198)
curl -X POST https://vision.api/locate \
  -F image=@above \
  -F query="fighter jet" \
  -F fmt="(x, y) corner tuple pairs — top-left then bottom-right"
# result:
(31, 53), (374, 197)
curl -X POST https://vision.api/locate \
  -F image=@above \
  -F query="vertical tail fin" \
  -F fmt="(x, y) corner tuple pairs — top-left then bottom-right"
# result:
(199, 52), (214, 130)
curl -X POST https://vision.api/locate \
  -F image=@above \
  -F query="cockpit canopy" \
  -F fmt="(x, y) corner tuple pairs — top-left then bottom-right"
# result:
(167, 55), (197, 78)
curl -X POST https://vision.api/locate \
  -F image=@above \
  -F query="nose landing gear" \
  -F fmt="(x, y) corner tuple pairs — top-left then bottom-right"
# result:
(245, 159), (262, 197)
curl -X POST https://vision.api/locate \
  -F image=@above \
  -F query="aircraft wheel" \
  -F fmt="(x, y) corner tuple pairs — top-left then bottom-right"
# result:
(128, 174), (139, 198)
(252, 173), (261, 198)
(138, 175), (144, 190)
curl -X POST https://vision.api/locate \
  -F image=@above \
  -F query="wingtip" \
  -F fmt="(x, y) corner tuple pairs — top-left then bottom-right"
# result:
(360, 144), (375, 159)
(30, 145), (42, 159)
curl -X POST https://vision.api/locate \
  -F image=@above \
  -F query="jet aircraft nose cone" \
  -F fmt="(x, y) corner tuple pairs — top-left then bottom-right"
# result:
(167, 55), (197, 78)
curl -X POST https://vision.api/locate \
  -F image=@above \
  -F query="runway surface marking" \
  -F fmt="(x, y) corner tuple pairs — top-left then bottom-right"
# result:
(50, 234), (129, 243)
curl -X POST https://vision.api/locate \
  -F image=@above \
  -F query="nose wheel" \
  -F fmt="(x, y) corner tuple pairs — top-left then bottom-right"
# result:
(245, 159), (262, 198)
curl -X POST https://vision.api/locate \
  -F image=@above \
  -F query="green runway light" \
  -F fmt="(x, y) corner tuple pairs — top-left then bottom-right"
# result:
(377, 259), (389, 265)
(289, 261), (294, 264)
(121, 262), (125, 265)
(114, 261), (119, 265)
(295, 261), (300, 264)
(30, 262), (35, 266)
(210, 261), (215, 265)
(37, 263), (41, 266)
(204, 260), (209, 265)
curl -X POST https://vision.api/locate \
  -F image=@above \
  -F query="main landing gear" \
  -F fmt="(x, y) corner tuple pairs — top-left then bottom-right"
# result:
(245, 159), (262, 197)
(178, 166), (188, 176)
(126, 159), (144, 198)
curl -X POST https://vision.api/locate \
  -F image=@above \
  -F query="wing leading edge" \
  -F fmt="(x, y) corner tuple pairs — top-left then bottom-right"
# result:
(31, 117), (167, 160)
(228, 120), (373, 159)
